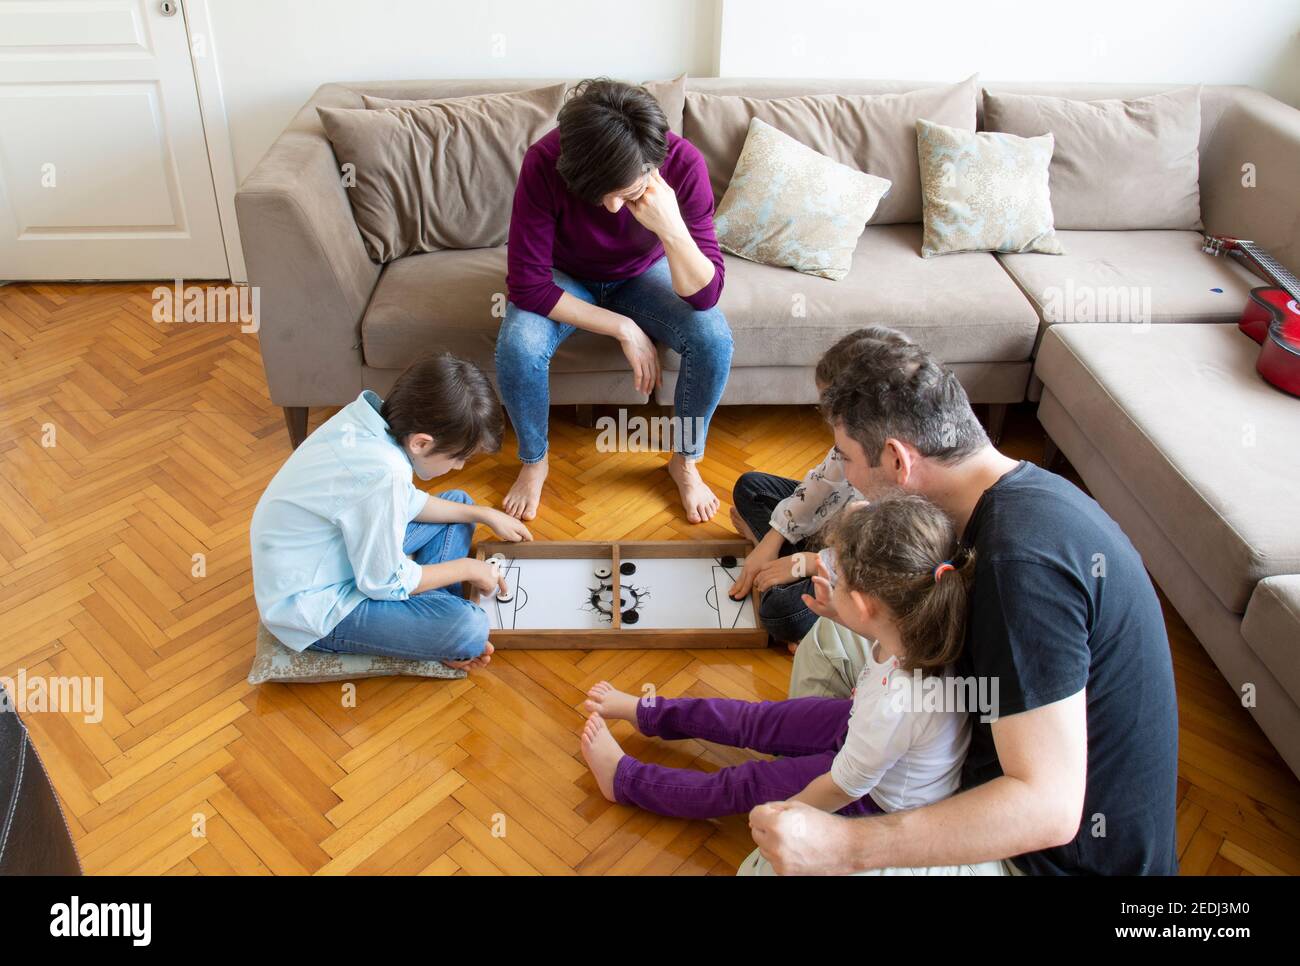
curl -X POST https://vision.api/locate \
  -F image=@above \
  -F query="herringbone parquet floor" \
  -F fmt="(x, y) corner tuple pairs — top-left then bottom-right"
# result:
(2, 281), (1298, 876)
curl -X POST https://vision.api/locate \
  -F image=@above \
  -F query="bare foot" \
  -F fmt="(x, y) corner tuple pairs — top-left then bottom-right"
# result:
(786, 640), (800, 656)
(503, 459), (547, 520)
(580, 713), (625, 802)
(584, 681), (640, 726)
(445, 641), (495, 671)
(668, 453), (720, 524)
(730, 506), (759, 546)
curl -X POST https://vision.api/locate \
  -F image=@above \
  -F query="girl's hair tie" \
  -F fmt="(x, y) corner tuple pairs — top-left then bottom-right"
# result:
(933, 561), (955, 583)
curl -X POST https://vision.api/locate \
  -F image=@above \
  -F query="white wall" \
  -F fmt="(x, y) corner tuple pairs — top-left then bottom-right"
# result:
(209, 0), (722, 183)
(719, 0), (1300, 105)
(213, 0), (1300, 185)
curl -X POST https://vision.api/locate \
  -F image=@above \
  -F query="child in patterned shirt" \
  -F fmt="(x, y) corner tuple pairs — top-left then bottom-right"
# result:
(729, 329), (913, 650)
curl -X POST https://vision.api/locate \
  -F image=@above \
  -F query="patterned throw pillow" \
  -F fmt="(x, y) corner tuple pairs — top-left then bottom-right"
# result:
(916, 118), (1064, 258)
(247, 622), (467, 685)
(714, 118), (892, 281)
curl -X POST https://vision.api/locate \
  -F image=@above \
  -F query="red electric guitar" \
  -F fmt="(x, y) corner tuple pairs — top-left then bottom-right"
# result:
(1202, 233), (1300, 397)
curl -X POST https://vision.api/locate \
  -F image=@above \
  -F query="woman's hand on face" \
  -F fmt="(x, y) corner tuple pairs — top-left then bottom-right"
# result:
(616, 318), (661, 395)
(626, 169), (686, 240)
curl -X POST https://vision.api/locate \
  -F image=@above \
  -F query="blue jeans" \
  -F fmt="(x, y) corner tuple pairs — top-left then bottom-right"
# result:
(494, 255), (734, 462)
(733, 471), (818, 645)
(307, 490), (489, 662)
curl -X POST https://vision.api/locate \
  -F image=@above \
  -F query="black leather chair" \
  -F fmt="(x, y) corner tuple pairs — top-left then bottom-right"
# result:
(0, 682), (82, 875)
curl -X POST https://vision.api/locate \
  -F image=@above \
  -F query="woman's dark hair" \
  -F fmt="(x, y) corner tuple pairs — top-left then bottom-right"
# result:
(826, 495), (975, 674)
(380, 353), (503, 459)
(555, 77), (669, 205)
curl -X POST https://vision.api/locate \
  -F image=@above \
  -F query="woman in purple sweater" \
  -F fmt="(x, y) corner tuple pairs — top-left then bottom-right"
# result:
(496, 78), (733, 523)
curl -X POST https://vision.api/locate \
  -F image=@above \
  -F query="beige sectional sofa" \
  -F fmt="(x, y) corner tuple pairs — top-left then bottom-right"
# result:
(235, 76), (1300, 772)
(235, 77), (1286, 438)
(1036, 325), (1300, 778)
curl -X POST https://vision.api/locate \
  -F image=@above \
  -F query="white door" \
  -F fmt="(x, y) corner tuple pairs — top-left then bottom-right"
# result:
(0, 0), (229, 280)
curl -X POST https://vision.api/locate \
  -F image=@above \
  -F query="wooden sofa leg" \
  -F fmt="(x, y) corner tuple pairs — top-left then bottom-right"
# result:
(984, 403), (1008, 445)
(283, 406), (308, 449)
(574, 404), (596, 429)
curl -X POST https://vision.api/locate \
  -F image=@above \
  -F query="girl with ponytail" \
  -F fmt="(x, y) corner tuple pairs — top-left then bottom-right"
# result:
(579, 495), (976, 819)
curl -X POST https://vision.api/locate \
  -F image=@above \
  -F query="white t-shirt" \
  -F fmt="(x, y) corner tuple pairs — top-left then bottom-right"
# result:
(830, 643), (972, 812)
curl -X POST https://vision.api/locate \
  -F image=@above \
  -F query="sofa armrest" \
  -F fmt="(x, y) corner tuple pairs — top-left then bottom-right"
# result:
(234, 87), (381, 408)
(1200, 87), (1300, 279)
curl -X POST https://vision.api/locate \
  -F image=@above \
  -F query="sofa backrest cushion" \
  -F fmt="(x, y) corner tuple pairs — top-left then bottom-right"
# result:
(317, 76), (686, 263)
(683, 75), (978, 224)
(983, 86), (1203, 230)
(319, 84), (567, 262)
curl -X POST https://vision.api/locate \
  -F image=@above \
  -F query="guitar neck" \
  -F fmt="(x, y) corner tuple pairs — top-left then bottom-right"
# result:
(1238, 242), (1300, 302)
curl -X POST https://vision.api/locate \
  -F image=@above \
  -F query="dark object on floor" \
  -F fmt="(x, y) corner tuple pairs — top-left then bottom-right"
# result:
(721, 555), (737, 569)
(620, 562), (636, 576)
(0, 682), (82, 875)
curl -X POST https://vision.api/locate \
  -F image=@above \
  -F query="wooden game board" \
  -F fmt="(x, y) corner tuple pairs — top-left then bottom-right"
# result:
(472, 540), (766, 649)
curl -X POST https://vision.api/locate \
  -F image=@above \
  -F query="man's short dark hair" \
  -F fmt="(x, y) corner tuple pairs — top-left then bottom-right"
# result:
(381, 353), (503, 459)
(819, 327), (988, 466)
(555, 78), (668, 205)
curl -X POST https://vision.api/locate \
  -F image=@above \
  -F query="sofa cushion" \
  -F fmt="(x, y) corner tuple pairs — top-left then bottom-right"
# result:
(684, 76), (978, 225)
(916, 120), (1063, 258)
(319, 84), (567, 261)
(998, 230), (1262, 333)
(364, 225), (1040, 375)
(707, 224), (1040, 368)
(362, 247), (629, 372)
(1241, 576), (1300, 706)
(715, 118), (893, 280)
(1035, 323), (1300, 615)
(364, 73), (687, 136)
(983, 87), (1203, 230)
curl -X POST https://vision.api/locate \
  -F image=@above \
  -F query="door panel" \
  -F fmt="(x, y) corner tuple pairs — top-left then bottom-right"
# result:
(0, 0), (229, 280)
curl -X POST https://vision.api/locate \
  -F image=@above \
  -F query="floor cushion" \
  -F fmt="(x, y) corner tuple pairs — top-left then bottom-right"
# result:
(247, 622), (467, 685)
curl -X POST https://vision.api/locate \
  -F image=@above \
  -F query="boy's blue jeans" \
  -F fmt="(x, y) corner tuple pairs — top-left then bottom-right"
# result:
(307, 490), (489, 662)
(494, 255), (734, 463)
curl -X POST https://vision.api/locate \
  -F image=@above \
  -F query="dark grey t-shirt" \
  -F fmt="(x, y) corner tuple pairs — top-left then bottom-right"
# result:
(956, 462), (1179, 875)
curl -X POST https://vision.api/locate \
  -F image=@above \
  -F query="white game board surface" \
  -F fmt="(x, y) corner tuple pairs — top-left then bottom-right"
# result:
(480, 553), (756, 631)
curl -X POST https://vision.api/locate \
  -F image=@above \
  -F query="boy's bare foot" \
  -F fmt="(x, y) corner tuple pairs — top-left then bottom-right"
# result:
(668, 453), (719, 524)
(786, 640), (800, 656)
(729, 506), (759, 546)
(445, 641), (494, 671)
(584, 681), (640, 725)
(503, 458), (547, 520)
(580, 713), (625, 802)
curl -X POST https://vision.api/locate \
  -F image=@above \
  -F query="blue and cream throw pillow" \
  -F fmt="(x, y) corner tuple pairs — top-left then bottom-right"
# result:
(916, 118), (1064, 258)
(714, 117), (892, 280)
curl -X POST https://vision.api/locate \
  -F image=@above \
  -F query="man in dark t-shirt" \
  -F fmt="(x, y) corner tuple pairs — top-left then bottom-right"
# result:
(958, 461), (1178, 875)
(745, 327), (1179, 876)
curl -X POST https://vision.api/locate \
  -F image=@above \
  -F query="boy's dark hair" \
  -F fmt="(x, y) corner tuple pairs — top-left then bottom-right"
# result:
(827, 495), (975, 674)
(556, 78), (669, 205)
(820, 327), (988, 466)
(381, 353), (503, 459)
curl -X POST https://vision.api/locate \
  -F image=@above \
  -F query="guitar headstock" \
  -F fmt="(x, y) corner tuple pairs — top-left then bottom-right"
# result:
(1203, 233), (1255, 257)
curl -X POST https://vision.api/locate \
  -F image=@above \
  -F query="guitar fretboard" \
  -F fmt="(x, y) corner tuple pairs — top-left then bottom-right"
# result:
(1240, 242), (1300, 302)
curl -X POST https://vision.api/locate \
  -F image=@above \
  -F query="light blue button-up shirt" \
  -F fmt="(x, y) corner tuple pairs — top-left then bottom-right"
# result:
(250, 391), (428, 650)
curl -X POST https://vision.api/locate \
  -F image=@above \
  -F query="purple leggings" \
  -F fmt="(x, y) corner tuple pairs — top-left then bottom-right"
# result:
(612, 695), (884, 820)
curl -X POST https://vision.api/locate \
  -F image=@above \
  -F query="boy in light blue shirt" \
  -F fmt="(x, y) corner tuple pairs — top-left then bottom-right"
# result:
(250, 354), (530, 669)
